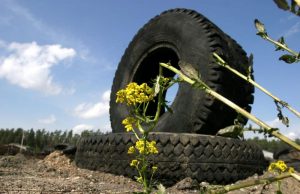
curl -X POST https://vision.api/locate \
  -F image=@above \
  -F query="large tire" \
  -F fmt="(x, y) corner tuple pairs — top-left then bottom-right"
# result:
(110, 8), (254, 135)
(75, 133), (266, 186)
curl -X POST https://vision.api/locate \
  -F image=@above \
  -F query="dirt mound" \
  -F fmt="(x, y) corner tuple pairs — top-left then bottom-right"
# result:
(0, 152), (299, 193)
(42, 151), (72, 167)
(0, 152), (142, 193)
(0, 153), (26, 168)
(39, 151), (73, 169)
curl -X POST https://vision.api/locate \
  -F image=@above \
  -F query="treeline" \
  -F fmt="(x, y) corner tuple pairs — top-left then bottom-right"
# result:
(1, 128), (299, 154)
(247, 137), (300, 153)
(0, 128), (107, 153)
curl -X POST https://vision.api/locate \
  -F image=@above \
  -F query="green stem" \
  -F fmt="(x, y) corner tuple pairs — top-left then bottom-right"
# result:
(277, 180), (281, 193)
(149, 169), (155, 189)
(154, 66), (163, 123)
(154, 89), (162, 123)
(160, 62), (300, 151)
(208, 173), (291, 193)
(137, 120), (145, 134)
(291, 172), (300, 181)
(132, 129), (140, 140)
(165, 79), (177, 90)
(213, 52), (300, 119)
(143, 101), (150, 117)
(265, 36), (299, 58)
(142, 138), (150, 193)
(135, 114), (147, 122)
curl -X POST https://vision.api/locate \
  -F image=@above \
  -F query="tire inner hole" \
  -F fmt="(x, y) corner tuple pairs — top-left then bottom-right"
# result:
(133, 47), (180, 117)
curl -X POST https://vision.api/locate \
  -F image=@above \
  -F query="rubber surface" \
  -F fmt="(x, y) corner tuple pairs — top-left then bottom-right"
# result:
(110, 8), (254, 135)
(75, 133), (266, 186)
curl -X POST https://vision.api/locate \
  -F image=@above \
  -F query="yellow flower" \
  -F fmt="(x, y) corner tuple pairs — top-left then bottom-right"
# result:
(128, 146), (135, 154)
(268, 160), (289, 174)
(289, 167), (295, 173)
(161, 77), (170, 86)
(136, 176), (143, 183)
(152, 166), (158, 172)
(130, 159), (139, 167)
(135, 140), (145, 154)
(122, 117), (136, 132)
(148, 141), (158, 154)
(116, 90), (125, 103)
(116, 82), (154, 105)
(134, 139), (158, 155)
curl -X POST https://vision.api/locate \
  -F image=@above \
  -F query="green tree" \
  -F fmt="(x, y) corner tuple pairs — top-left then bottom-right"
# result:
(26, 128), (36, 148)
(35, 129), (44, 151)
(66, 130), (73, 143)
(14, 128), (23, 144)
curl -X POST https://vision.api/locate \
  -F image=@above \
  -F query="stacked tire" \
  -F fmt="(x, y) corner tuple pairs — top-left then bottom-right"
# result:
(75, 133), (266, 186)
(75, 8), (266, 185)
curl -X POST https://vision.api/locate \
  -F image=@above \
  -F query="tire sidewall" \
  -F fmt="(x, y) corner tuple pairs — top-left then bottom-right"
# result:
(110, 13), (217, 133)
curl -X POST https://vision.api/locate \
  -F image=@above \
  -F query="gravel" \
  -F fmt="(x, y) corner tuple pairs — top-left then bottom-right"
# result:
(0, 152), (299, 194)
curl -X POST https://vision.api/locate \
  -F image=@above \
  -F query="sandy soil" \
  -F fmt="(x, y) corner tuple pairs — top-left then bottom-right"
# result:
(0, 152), (299, 194)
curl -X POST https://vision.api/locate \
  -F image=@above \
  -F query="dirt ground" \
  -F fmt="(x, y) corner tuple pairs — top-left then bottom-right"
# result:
(0, 152), (299, 194)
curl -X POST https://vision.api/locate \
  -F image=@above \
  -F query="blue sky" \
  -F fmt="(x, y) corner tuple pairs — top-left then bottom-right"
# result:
(0, 0), (299, 138)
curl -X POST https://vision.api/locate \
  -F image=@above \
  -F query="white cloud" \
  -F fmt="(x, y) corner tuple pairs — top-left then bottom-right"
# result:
(65, 87), (76, 95)
(284, 21), (300, 37)
(280, 15), (296, 23)
(2, 1), (114, 70)
(101, 123), (112, 133)
(4, 0), (61, 43)
(74, 90), (110, 119)
(0, 41), (76, 95)
(73, 124), (94, 135)
(73, 122), (111, 135)
(266, 117), (300, 140)
(102, 90), (111, 102)
(38, 114), (56, 124)
(286, 132), (298, 140)
(74, 102), (108, 119)
(266, 118), (282, 128)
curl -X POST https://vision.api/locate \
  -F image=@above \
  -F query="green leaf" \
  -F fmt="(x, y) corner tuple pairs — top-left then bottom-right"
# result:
(256, 32), (268, 38)
(248, 53), (254, 67)
(291, 0), (297, 13)
(254, 19), (266, 33)
(156, 184), (166, 194)
(178, 61), (201, 82)
(216, 125), (244, 138)
(278, 36), (285, 44)
(247, 54), (253, 78)
(154, 75), (160, 97)
(275, 37), (286, 51)
(164, 103), (173, 114)
(254, 19), (268, 38)
(273, 0), (290, 10)
(191, 82), (206, 90)
(279, 54), (297, 63)
(282, 116), (289, 127)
